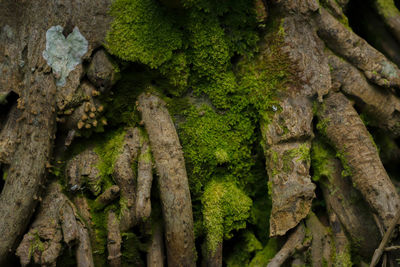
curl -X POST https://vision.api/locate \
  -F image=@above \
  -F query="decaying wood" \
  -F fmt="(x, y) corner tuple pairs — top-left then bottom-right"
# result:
(317, 91), (400, 229)
(135, 133), (153, 221)
(267, 223), (306, 267)
(113, 127), (140, 231)
(306, 213), (333, 267)
(327, 52), (400, 137)
(107, 211), (122, 267)
(138, 93), (196, 267)
(147, 222), (165, 267)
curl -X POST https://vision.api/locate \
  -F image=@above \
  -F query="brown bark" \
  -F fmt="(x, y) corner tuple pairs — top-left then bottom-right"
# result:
(138, 93), (196, 267)
(318, 146), (380, 258)
(94, 185), (120, 210)
(262, 0), (332, 237)
(306, 213), (333, 267)
(135, 133), (153, 221)
(202, 241), (222, 267)
(147, 222), (165, 267)
(327, 52), (400, 137)
(107, 211), (122, 267)
(317, 91), (400, 229)
(327, 212), (351, 267)
(0, 1), (111, 262)
(267, 223), (306, 267)
(317, 8), (400, 89)
(113, 127), (141, 231)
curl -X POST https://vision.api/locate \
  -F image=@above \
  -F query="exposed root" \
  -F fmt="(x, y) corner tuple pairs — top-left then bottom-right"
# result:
(94, 185), (120, 211)
(138, 93), (196, 267)
(313, 139), (380, 257)
(147, 222), (165, 267)
(317, 8), (400, 89)
(135, 132), (153, 222)
(113, 127), (140, 231)
(16, 182), (93, 267)
(328, 212), (351, 266)
(65, 148), (102, 195)
(373, 0), (400, 44)
(202, 239), (222, 267)
(306, 212), (333, 266)
(267, 223), (306, 267)
(107, 211), (122, 267)
(317, 91), (400, 228)
(327, 51), (400, 137)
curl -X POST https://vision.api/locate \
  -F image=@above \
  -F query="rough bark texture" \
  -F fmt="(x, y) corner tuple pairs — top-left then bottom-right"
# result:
(0, 1), (111, 262)
(138, 93), (196, 267)
(135, 134), (153, 221)
(147, 222), (165, 267)
(263, 0), (333, 237)
(107, 211), (122, 267)
(319, 151), (380, 258)
(267, 223), (306, 267)
(327, 52), (400, 137)
(306, 213), (333, 267)
(317, 8), (400, 89)
(113, 127), (140, 231)
(318, 91), (400, 228)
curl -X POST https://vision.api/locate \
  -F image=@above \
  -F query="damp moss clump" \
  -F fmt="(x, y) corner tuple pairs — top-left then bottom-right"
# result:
(202, 180), (252, 253)
(225, 231), (263, 267)
(105, 0), (182, 68)
(311, 140), (337, 182)
(94, 129), (126, 189)
(180, 105), (255, 195)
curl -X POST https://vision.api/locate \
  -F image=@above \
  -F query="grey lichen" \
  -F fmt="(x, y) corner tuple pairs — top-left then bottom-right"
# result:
(42, 25), (88, 86)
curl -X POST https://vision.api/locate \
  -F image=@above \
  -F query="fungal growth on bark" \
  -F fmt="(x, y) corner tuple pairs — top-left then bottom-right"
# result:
(2, 0), (400, 266)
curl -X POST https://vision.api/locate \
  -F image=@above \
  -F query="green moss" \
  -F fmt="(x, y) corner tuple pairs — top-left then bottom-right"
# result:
(376, 0), (400, 18)
(202, 180), (252, 253)
(248, 238), (278, 267)
(121, 232), (145, 267)
(94, 129), (126, 187)
(180, 105), (255, 195)
(105, 0), (182, 68)
(2, 169), (7, 181)
(311, 140), (337, 182)
(225, 231), (263, 267)
(334, 244), (352, 267)
(335, 150), (352, 178)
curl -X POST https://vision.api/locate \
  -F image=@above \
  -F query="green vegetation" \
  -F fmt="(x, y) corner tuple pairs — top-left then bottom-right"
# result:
(104, 0), (298, 263)
(202, 180), (252, 253)
(225, 231), (263, 267)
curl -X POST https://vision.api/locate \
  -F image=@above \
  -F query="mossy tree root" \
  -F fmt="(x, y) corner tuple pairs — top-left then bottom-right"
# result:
(16, 182), (94, 267)
(138, 93), (196, 267)
(316, 91), (400, 229)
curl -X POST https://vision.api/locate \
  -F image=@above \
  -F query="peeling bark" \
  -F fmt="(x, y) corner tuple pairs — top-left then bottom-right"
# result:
(317, 91), (400, 228)
(138, 93), (196, 267)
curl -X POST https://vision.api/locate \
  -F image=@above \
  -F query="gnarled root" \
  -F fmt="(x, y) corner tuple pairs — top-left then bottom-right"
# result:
(147, 222), (165, 267)
(138, 93), (196, 267)
(316, 91), (400, 229)
(267, 223), (307, 267)
(16, 182), (94, 267)
(107, 211), (122, 267)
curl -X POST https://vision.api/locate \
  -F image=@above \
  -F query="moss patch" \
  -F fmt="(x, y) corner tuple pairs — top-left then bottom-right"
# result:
(202, 180), (252, 253)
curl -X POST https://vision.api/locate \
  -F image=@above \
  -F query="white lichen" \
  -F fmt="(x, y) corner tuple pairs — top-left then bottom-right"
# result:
(43, 25), (88, 87)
